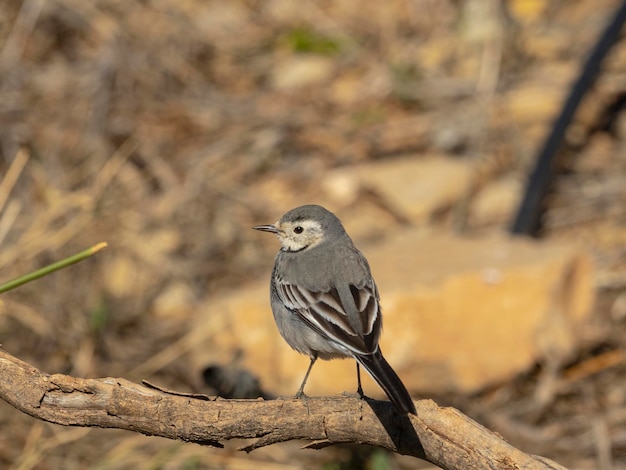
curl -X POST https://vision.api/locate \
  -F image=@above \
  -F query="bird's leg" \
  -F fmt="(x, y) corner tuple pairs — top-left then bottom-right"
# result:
(356, 363), (365, 398)
(296, 353), (317, 398)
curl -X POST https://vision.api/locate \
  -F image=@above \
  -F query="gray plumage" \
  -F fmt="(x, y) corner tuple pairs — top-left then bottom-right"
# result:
(254, 204), (416, 415)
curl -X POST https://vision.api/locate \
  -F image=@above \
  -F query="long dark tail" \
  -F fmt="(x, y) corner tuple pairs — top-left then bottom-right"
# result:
(356, 349), (416, 415)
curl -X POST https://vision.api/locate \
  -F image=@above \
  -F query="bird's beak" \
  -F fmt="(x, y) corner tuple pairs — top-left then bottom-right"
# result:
(253, 224), (281, 234)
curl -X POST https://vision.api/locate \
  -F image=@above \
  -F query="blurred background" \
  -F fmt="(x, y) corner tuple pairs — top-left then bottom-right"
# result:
(1, 0), (626, 468)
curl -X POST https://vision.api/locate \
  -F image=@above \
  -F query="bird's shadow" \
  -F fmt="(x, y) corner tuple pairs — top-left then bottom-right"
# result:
(362, 398), (425, 458)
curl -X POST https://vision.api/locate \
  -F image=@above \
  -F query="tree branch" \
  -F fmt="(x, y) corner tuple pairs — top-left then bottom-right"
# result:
(0, 349), (566, 469)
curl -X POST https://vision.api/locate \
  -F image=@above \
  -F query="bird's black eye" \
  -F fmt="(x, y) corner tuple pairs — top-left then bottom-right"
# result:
(293, 226), (304, 234)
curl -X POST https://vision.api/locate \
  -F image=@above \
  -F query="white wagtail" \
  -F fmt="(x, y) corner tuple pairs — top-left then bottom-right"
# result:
(253, 204), (416, 415)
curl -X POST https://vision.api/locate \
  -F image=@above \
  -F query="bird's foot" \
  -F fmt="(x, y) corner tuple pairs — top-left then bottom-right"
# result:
(295, 390), (309, 401)
(356, 385), (369, 401)
(294, 390), (312, 411)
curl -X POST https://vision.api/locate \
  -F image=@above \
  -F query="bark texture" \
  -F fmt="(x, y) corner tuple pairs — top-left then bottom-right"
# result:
(0, 349), (567, 470)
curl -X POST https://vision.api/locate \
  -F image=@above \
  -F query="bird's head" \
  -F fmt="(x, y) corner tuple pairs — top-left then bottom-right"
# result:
(253, 204), (344, 253)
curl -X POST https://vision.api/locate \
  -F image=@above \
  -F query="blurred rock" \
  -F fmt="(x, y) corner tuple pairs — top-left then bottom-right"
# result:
(330, 66), (392, 105)
(270, 56), (336, 91)
(508, 0), (549, 23)
(348, 155), (474, 222)
(335, 202), (400, 245)
(103, 256), (148, 299)
(321, 170), (361, 206)
(469, 176), (523, 227)
(251, 155), (473, 230)
(502, 79), (568, 126)
(572, 132), (615, 173)
(153, 282), (195, 318)
(191, 230), (594, 396)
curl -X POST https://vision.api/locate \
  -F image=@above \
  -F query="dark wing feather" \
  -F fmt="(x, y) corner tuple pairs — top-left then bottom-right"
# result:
(275, 274), (381, 355)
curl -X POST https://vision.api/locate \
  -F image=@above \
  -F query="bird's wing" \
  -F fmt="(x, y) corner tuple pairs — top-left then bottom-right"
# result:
(274, 274), (381, 355)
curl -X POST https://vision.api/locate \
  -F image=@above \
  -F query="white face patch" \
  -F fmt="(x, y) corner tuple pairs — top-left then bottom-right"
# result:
(276, 219), (325, 252)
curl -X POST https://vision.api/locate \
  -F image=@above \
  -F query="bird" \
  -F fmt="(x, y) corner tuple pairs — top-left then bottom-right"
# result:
(253, 204), (416, 415)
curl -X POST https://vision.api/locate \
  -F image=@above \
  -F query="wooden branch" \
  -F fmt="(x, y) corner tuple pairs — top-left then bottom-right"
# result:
(0, 349), (566, 470)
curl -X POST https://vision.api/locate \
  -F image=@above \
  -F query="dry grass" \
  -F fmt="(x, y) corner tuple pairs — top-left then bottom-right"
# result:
(1, 0), (626, 468)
